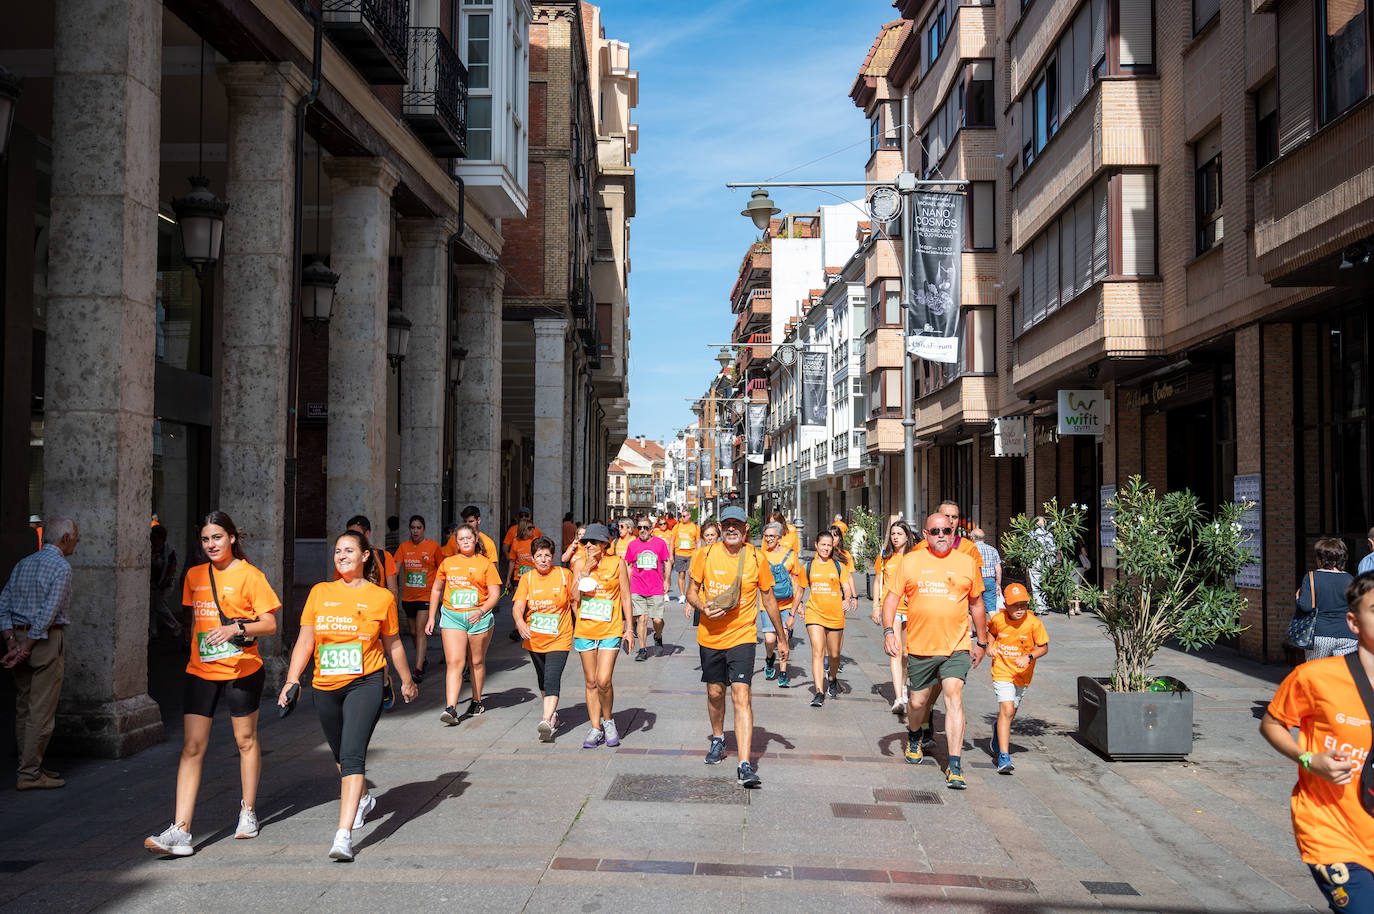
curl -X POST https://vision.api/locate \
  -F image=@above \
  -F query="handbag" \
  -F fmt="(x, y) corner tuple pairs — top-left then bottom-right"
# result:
(208, 565), (257, 648)
(1285, 571), (1317, 650)
(703, 546), (748, 618)
(1341, 652), (1374, 817)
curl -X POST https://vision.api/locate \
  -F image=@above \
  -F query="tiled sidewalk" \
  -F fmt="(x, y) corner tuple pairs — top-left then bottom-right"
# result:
(0, 590), (1321, 913)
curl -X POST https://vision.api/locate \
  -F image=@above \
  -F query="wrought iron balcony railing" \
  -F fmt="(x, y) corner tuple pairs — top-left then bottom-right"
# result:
(402, 27), (469, 158)
(323, 0), (410, 85)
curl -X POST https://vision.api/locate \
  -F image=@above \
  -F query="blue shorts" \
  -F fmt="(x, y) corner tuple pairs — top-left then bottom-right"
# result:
(757, 607), (792, 634)
(982, 578), (998, 615)
(574, 636), (621, 652)
(1310, 862), (1374, 914)
(440, 607), (494, 634)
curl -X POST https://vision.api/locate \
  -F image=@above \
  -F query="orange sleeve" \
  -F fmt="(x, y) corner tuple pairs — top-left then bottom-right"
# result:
(181, 566), (196, 606)
(1267, 667), (1308, 728)
(300, 584), (321, 628)
(513, 573), (532, 603)
(381, 592), (399, 637)
(248, 567), (282, 614)
(756, 550), (775, 591)
(484, 559), (503, 590)
(385, 551), (398, 578)
(1032, 617), (1050, 646)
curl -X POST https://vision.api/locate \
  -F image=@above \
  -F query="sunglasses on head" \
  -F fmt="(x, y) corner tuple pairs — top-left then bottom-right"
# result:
(927, 526), (954, 536)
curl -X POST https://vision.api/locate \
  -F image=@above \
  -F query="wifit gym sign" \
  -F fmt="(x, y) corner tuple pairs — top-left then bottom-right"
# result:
(1057, 390), (1108, 436)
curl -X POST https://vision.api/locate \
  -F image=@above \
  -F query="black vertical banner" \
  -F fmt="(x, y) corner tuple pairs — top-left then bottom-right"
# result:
(906, 191), (964, 364)
(801, 351), (828, 425)
(746, 402), (767, 463)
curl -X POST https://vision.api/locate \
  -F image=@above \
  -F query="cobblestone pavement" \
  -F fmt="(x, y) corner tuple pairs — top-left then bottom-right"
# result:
(0, 588), (1319, 913)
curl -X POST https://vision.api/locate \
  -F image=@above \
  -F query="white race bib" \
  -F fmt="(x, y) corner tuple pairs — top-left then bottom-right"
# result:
(529, 612), (560, 636)
(318, 641), (363, 677)
(635, 551), (659, 570)
(196, 632), (243, 663)
(447, 587), (479, 609)
(580, 596), (614, 622)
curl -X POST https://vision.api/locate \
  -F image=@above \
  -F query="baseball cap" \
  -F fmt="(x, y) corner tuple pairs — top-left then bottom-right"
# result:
(1003, 583), (1031, 605)
(28, 515), (41, 524)
(582, 523), (611, 544)
(719, 506), (748, 526)
(518, 506), (532, 516)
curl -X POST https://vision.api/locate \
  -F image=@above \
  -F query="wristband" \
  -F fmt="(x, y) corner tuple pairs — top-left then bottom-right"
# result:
(883, 627), (895, 635)
(1299, 751), (1314, 772)
(976, 641), (988, 649)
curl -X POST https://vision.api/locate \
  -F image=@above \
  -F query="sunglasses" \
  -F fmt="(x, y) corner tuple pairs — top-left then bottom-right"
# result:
(580, 538), (603, 545)
(927, 527), (955, 536)
(636, 525), (651, 531)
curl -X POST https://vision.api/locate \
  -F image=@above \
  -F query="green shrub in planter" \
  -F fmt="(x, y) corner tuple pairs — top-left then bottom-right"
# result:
(848, 507), (882, 599)
(1000, 498), (1091, 614)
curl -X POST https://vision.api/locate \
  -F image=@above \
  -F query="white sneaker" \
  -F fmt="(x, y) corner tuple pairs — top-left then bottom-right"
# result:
(144, 821), (194, 857)
(891, 697), (905, 715)
(352, 793), (376, 830)
(329, 828), (354, 862)
(235, 802), (258, 839)
(603, 717), (621, 747)
(537, 719), (554, 742)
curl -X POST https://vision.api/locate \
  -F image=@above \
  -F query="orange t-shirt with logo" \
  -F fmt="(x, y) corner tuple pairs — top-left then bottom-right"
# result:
(394, 538), (443, 603)
(515, 566), (575, 653)
(442, 530), (498, 561)
(1268, 657), (1374, 871)
(890, 548), (984, 656)
(335, 549), (398, 582)
(876, 552), (910, 611)
(504, 525), (543, 558)
(574, 555), (627, 641)
(435, 552), (502, 611)
(182, 561), (282, 681)
(989, 612), (1049, 686)
(300, 579), (398, 691)
(801, 556), (850, 628)
(763, 546), (801, 610)
(691, 544), (775, 650)
(673, 523), (701, 556)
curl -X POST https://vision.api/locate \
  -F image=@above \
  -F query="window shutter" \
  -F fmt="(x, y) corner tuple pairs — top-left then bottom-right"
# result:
(1075, 194), (1094, 291)
(1091, 0), (1107, 68)
(1277, 0), (1314, 154)
(1046, 224), (1061, 313)
(1060, 213), (1076, 303)
(1033, 235), (1048, 320)
(1022, 252), (1034, 328)
(1119, 0), (1153, 66)
(1074, 3), (1092, 102)
(1120, 171), (1155, 275)
(973, 182), (995, 249)
(1093, 178), (1109, 282)
(1058, 33), (1076, 121)
(596, 208), (613, 253)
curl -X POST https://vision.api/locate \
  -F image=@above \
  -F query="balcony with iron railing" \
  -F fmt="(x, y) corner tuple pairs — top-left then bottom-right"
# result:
(732, 288), (772, 339)
(736, 332), (772, 377)
(323, 0), (410, 85)
(402, 27), (469, 157)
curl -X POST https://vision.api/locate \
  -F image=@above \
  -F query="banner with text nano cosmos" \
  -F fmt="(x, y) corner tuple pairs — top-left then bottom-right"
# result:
(800, 351), (828, 426)
(746, 402), (767, 464)
(906, 191), (964, 364)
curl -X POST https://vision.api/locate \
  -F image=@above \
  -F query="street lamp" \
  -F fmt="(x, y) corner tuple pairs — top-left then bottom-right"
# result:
(300, 257), (339, 329)
(741, 188), (780, 232)
(715, 346), (734, 372)
(387, 307), (412, 371)
(170, 175), (228, 281)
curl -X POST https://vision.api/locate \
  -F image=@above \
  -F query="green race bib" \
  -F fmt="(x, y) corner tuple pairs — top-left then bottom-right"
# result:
(318, 641), (364, 677)
(515, 564), (531, 578)
(405, 571), (426, 588)
(580, 596), (614, 622)
(447, 587), (479, 609)
(196, 631), (243, 663)
(529, 612), (560, 636)
(635, 551), (659, 570)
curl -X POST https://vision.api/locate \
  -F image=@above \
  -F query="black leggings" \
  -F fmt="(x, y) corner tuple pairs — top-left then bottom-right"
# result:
(313, 670), (384, 777)
(529, 649), (570, 698)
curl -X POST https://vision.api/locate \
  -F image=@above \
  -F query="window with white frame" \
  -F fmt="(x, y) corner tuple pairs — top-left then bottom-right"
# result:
(454, 0), (531, 217)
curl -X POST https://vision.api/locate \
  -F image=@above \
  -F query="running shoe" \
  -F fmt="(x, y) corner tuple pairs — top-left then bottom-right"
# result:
(776, 671), (791, 688)
(329, 828), (354, 862)
(603, 718), (620, 747)
(920, 725), (937, 751)
(412, 665), (425, 684)
(810, 690), (825, 708)
(353, 793), (376, 829)
(654, 634), (665, 651)
(946, 760), (967, 790)
(234, 802), (258, 839)
(145, 822), (193, 857)
(891, 697), (905, 715)
(764, 657), (777, 680)
(827, 678), (838, 699)
(904, 734), (925, 765)
(537, 718), (555, 742)
(440, 705), (460, 726)
(635, 647), (648, 662)
(996, 753), (1015, 775)
(736, 761), (762, 788)
(989, 737), (1000, 758)
(582, 727), (605, 749)
(704, 735), (726, 765)
(466, 699), (485, 717)
(381, 678), (395, 711)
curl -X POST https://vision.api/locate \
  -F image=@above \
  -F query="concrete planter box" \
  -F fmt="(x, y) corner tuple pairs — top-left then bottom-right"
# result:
(1077, 676), (1193, 760)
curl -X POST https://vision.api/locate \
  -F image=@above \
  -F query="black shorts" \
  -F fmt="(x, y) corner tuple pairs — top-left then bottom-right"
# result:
(700, 642), (756, 686)
(182, 667), (266, 718)
(401, 600), (429, 619)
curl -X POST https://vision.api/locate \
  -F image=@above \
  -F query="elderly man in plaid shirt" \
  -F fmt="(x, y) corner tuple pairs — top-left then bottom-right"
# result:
(971, 528), (1003, 619)
(0, 516), (79, 790)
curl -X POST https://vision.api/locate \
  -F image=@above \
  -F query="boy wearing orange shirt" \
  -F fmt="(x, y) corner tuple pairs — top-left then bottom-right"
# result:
(988, 583), (1049, 774)
(1261, 573), (1374, 914)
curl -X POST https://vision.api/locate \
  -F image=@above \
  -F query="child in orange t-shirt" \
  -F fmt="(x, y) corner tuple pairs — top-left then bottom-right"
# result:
(988, 583), (1049, 774)
(1261, 572), (1374, 914)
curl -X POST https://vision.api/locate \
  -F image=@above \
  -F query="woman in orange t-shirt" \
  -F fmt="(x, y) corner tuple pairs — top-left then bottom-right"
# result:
(872, 520), (915, 716)
(514, 536), (575, 741)
(561, 524), (587, 569)
(392, 514), (442, 683)
(279, 529), (417, 862)
(144, 511), (281, 859)
(427, 525), (502, 724)
(684, 521), (721, 622)
(571, 523), (634, 748)
(798, 531), (855, 707)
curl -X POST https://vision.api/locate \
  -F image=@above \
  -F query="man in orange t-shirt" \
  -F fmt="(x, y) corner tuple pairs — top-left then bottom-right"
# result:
(1261, 573), (1374, 912)
(883, 513), (988, 790)
(444, 505), (499, 562)
(671, 508), (700, 604)
(687, 506), (787, 788)
(912, 499), (983, 571)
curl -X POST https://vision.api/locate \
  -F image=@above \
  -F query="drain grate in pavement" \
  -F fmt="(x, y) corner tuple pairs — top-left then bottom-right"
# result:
(1081, 881), (1140, 896)
(831, 802), (905, 820)
(872, 788), (942, 805)
(605, 773), (749, 805)
(0, 861), (37, 874)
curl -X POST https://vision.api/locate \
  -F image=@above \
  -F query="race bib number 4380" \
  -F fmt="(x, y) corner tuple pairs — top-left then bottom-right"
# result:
(318, 641), (364, 677)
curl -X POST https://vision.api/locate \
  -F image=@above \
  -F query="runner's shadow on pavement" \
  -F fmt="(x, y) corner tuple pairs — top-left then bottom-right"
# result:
(654, 643), (687, 656)
(737, 726), (796, 758)
(614, 706), (656, 737)
(353, 771), (471, 852)
(479, 687), (536, 712)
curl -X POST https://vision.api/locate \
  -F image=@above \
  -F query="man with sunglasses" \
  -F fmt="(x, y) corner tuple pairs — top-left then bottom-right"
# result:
(625, 515), (671, 660)
(882, 513), (989, 790)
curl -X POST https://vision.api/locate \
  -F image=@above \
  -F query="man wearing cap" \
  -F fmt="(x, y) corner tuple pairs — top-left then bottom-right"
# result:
(625, 515), (670, 660)
(686, 506), (788, 788)
(882, 513), (988, 790)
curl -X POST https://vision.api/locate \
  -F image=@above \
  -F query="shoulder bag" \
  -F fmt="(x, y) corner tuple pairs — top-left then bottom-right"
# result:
(1342, 652), (1374, 816)
(208, 564), (256, 648)
(1285, 571), (1317, 650)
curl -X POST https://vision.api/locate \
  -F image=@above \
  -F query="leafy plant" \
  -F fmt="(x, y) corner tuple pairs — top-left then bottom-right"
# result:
(1000, 498), (1090, 615)
(848, 506), (882, 571)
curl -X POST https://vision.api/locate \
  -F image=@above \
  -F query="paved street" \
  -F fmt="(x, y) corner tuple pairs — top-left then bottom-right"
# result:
(0, 590), (1319, 913)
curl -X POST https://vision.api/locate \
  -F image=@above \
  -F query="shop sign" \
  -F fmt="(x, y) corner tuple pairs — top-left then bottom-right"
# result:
(992, 417), (1028, 457)
(1121, 376), (1190, 411)
(305, 402), (328, 421)
(1057, 390), (1107, 436)
(1233, 474), (1263, 589)
(1033, 421), (1059, 447)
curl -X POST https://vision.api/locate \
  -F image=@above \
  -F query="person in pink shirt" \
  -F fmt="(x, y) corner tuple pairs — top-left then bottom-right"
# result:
(624, 516), (671, 661)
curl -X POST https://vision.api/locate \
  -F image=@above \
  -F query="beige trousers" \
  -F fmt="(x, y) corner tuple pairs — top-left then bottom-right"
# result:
(11, 626), (65, 782)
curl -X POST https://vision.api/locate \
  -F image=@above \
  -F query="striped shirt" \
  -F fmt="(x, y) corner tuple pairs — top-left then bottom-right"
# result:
(975, 541), (1002, 579)
(0, 545), (73, 640)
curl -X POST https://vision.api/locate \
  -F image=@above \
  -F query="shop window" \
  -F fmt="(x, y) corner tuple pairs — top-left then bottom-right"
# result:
(1255, 81), (1279, 169)
(1194, 128), (1223, 253)
(1320, 0), (1369, 123)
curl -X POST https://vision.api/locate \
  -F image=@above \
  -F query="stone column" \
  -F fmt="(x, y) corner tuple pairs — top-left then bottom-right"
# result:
(532, 319), (570, 532)
(324, 158), (400, 535)
(451, 264), (504, 521)
(43, 0), (163, 756)
(217, 62), (311, 680)
(396, 219), (455, 527)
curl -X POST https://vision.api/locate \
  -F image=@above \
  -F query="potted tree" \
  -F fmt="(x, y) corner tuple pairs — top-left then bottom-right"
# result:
(1002, 477), (1252, 760)
(848, 506), (882, 600)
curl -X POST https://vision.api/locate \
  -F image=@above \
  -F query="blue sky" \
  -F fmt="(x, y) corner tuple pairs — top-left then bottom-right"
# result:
(600, 0), (895, 444)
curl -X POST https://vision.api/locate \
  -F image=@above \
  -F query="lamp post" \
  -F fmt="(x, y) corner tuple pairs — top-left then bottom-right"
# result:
(770, 342), (805, 535)
(170, 176), (228, 284)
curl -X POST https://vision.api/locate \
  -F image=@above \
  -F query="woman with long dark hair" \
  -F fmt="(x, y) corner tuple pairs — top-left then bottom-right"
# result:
(145, 512), (281, 857)
(280, 530), (417, 861)
(427, 525), (502, 722)
(872, 521), (915, 715)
